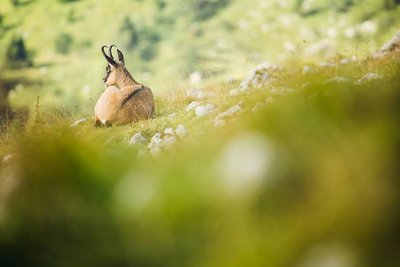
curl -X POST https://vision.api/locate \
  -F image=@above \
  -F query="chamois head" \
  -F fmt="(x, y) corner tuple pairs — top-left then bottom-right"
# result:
(102, 45), (135, 87)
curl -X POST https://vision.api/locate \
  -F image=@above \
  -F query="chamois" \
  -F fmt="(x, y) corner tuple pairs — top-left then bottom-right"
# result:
(94, 45), (155, 127)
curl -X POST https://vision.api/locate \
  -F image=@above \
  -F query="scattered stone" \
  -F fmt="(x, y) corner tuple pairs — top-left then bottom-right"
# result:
(302, 65), (312, 74)
(150, 147), (161, 156)
(319, 62), (336, 68)
(129, 133), (147, 145)
(186, 101), (199, 112)
(2, 154), (13, 165)
(148, 133), (163, 149)
(326, 76), (352, 84)
(340, 58), (351, 65)
(231, 62), (282, 95)
(186, 88), (211, 99)
(214, 104), (243, 122)
(252, 102), (266, 113)
(376, 31), (400, 57)
(215, 119), (226, 127)
(229, 88), (240, 96)
(189, 71), (203, 84)
(305, 39), (333, 56)
(269, 87), (294, 96)
(164, 128), (175, 136)
(71, 118), (86, 127)
(162, 135), (176, 149)
(175, 124), (187, 138)
(356, 73), (384, 84)
(195, 104), (215, 117)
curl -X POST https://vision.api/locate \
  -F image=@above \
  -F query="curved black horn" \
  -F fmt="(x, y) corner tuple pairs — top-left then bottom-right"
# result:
(109, 44), (116, 60)
(117, 49), (125, 65)
(101, 45), (116, 65)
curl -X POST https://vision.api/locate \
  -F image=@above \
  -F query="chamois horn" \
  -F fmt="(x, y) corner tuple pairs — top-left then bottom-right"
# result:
(101, 45), (116, 65)
(109, 44), (117, 60)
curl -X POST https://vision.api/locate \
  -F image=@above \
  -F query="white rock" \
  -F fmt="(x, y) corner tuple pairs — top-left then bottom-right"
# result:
(186, 101), (199, 112)
(340, 58), (351, 65)
(164, 128), (175, 136)
(150, 147), (161, 156)
(356, 73), (384, 84)
(359, 20), (377, 35)
(195, 104), (215, 117)
(129, 132), (148, 145)
(327, 76), (352, 84)
(229, 88), (240, 96)
(71, 118), (86, 127)
(214, 119), (226, 127)
(149, 133), (163, 149)
(175, 124), (187, 138)
(303, 65), (312, 74)
(214, 104), (242, 121)
(2, 154), (13, 165)
(189, 71), (203, 84)
(252, 102), (266, 113)
(186, 88), (208, 99)
(162, 135), (176, 149)
(305, 39), (333, 56)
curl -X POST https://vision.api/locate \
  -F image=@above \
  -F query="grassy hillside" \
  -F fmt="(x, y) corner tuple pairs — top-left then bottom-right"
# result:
(1, 1), (400, 267)
(1, 0), (400, 113)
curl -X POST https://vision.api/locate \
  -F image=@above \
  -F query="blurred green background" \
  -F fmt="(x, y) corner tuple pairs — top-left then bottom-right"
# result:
(0, 1), (400, 267)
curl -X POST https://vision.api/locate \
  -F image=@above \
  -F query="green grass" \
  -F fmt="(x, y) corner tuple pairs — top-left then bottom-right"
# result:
(1, 1), (400, 266)
(1, 51), (400, 267)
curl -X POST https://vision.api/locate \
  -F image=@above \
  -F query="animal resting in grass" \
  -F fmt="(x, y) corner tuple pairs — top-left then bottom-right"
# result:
(94, 45), (155, 126)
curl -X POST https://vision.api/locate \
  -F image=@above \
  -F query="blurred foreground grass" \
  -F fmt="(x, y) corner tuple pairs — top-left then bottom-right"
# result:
(0, 52), (399, 267)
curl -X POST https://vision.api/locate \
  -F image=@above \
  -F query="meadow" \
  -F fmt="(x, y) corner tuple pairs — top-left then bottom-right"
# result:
(1, 1), (400, 266)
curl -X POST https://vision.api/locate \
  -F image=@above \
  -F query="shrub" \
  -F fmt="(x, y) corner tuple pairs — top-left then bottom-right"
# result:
(4, 36), (32, 69)
(191, 0), (230, 21)
(55, 33), (74, 54)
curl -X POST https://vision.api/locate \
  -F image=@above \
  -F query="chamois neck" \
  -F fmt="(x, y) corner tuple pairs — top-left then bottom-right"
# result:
(117, 69), (139, 88)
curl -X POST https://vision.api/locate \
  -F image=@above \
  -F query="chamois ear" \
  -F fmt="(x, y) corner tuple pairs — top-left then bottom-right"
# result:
(101, 45), (117, 66)
(117, 49), (125, 65)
